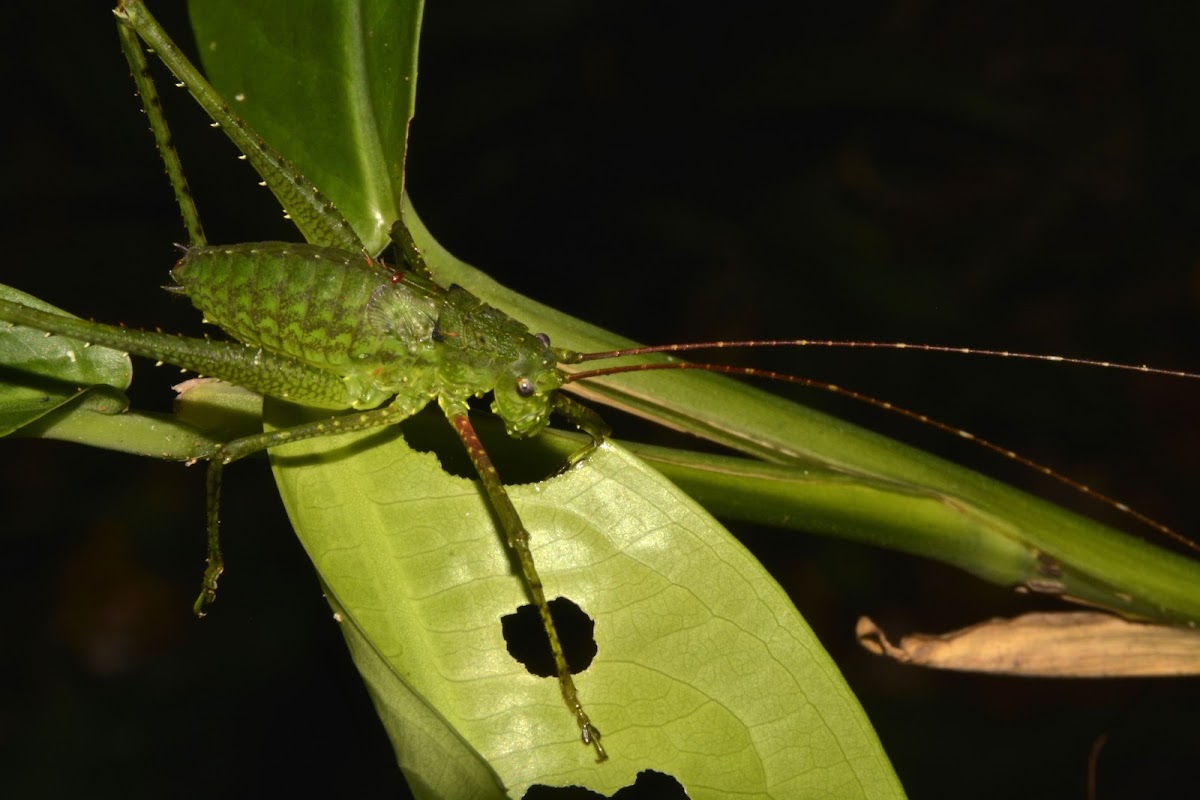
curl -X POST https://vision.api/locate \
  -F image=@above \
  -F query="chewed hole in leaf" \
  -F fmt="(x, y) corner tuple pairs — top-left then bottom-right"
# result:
(523, 770), (689, 799)
(502, 597), (597, 677)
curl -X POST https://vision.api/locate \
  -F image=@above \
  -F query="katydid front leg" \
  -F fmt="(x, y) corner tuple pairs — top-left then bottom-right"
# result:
(553, 393), (612, 465)
(448, 412), (607, 761)
(392, 153), (603, 760)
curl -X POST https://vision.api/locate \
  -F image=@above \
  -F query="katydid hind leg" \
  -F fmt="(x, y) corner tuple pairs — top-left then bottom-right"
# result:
(115, 10), (206, 248)
(114, 0), (363, 252)
(389, 218), (436, 279)
(447, 412), (608, 761)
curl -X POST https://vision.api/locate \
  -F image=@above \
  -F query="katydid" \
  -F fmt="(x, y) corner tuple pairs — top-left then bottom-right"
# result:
(3, 0), (1200, 787)
(2, 0), (617, 760)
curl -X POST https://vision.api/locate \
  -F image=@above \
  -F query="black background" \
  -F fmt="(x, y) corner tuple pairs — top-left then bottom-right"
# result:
(3, 1), (1200, 798)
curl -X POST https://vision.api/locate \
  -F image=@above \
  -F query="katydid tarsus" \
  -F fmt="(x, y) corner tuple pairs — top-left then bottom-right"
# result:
(3, 0), (1200, 781)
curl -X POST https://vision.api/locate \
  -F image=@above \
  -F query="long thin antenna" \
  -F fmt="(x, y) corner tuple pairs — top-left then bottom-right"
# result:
(570, 340), (1200, 381)
(563, 359), (1200, 555)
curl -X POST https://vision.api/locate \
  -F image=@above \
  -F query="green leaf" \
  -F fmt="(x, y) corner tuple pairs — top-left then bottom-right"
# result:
(0, 284), (131, 436)
(189, 0), (422, 254)
(267, 404), (902, 799)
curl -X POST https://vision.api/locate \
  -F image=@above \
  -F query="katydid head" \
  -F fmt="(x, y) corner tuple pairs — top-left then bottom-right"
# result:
(488, 332), (566, 438)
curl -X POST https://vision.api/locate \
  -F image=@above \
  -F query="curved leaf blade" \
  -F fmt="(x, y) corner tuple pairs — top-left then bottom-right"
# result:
(266, 403), (904, 799)
(189, 0), (421, 253)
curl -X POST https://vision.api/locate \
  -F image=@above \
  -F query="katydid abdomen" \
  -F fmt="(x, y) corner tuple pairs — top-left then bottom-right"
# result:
(171, 242), (441, 408)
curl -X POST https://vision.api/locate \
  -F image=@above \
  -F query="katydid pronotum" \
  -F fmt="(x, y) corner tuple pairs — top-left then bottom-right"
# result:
(7, 1), (1200, 796)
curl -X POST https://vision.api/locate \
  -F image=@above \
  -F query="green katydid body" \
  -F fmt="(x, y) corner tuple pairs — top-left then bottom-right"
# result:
(0, 242), (567, 438)
(170, 242), (565, 435)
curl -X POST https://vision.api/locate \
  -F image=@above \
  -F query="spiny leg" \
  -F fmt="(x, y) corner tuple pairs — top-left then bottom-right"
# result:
(115, 12), (206, 248)
(194, 399), (426, 615)
(114, 0), (363, 252)
(447, 412), (607, 762)
(388, 218), (435, 280)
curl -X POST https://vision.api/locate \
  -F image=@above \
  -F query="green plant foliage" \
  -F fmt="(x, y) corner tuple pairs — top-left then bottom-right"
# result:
(0, 286), (130, 435)
(271, 402), (903, 797)
(5, 2), (1199, 797)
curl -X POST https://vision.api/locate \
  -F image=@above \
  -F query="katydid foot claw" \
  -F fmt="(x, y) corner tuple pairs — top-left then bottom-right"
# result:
(192, 562), (224, 617)
(581, 721), (607, 762)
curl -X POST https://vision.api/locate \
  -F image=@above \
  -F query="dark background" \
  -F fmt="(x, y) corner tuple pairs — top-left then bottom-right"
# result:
(3, 1), (1200, 798)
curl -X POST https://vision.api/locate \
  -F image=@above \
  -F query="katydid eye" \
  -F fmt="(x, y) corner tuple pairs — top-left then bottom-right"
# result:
(516, 377), (535, 397)
(535, 332), (551, 347)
